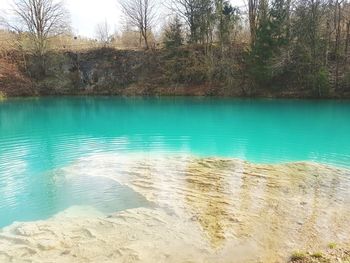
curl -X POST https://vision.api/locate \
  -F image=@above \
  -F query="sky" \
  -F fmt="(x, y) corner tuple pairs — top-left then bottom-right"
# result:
(66, 0), (122, 37)
(0, 0), (245, 39)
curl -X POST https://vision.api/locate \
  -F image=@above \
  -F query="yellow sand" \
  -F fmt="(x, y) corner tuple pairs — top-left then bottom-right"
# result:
(1, 154), (350, 263)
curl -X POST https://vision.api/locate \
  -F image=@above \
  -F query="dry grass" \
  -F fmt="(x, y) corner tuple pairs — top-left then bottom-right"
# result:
(0, 29), (159, 55)
(0, 30), (17, 55)
(291, 252), (307, 261)
(289, 247), (350, 263)
(0, 30), (114, 54)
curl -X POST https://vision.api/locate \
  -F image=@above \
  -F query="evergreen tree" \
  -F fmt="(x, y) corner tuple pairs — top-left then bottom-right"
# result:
(247, 0), (289, 86)
(216, 0), (240, 48)
(290, 0), (330, 96)
(164, 16), (184, 49)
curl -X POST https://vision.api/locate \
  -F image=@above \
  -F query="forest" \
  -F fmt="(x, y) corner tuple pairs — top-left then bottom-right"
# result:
(0, 0), (350, 98)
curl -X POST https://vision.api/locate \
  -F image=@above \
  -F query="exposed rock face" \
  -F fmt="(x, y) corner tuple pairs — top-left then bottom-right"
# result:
(1, 47), (350, 98)
(25, 49), (159, 96)
(1, 154), (349, 263)
(0, 49), (160, 97)
(66, 49), (150, 93)
(0, 48), (243, 97)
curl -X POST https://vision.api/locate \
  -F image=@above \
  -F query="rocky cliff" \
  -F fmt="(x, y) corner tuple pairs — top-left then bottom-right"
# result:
(1, 47), (350, 98)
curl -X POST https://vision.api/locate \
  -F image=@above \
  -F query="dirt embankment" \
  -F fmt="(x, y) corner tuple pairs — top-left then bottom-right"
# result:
(1, 48), (350, 98)
(0, 57), (33, 97)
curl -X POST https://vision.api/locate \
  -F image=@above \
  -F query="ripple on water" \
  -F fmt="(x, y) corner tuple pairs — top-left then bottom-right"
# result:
(1, 97), (350, 230)
(0, 155), (152, 228)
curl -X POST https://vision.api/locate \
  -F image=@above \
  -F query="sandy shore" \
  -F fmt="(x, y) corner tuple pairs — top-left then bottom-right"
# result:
(1, 154), (350, 263)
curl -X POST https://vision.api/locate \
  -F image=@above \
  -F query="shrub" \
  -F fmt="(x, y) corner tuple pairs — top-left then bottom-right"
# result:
(306, 67), (329, 97)
(341, 70), (350, 90)
(315, 68), (330, 95)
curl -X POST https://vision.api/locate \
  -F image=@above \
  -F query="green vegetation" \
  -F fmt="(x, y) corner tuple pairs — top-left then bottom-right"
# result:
(311, 252), (324, 259)
(0, 0), (350, 98)
(328, 243), (337, 249)
(163, 16), (184, 49)
(0, 91), (6, 100)
(289, 247), (350, 263)
(290, 251), (307, 261)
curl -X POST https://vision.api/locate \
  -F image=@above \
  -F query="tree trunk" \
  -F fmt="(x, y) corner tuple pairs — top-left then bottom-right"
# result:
(345, 21), (350, 63)
(142, 29), (149, 50)
(248, 0), (258, 47)
(334, 0), (342, 91)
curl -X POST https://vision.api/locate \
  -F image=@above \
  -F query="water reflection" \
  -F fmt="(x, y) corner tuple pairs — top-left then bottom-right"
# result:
(1, 97), (350, 166)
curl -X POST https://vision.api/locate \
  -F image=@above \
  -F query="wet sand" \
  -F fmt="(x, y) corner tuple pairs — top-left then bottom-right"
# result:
(1, 154), (350, 263)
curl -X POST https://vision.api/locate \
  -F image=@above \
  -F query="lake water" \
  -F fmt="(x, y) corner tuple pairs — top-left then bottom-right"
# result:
(1, 97), (350, 228)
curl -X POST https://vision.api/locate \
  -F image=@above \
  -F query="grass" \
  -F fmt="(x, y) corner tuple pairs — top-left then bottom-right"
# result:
(328, 243), (337, 249)
(0, 91), (6, 101)
(311, 252), (324, 259)
(289, 245), (350, 263)
(290, 251), (307, 261)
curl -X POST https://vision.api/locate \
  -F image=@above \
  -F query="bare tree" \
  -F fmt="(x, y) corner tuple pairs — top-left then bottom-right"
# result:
(166, 0), (201, 43)
(333, 0), (345, 90)
(119, 0), (157, 49)
(95, 20), (112, 47)
(248, 0), (259, 46)
(7, 0), (70, 56)
(166, 0), (214, 45)
(345, 19), (350, 61)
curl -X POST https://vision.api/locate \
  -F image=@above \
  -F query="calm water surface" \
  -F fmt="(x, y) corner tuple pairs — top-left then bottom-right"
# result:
(1, 97), (350, 227)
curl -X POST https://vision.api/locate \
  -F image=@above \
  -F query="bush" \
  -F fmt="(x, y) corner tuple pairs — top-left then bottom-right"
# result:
(162, 47), (208, 84)
(314, 67), (329, 96)
(305, 67), (329, 97)
(341, 69), (350, 90)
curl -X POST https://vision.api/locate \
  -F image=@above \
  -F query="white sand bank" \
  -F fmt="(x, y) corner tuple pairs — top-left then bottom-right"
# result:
(1, 154), (350, 262)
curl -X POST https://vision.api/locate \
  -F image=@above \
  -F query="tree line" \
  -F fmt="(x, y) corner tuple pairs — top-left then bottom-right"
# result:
(160, 0), (350, 94)
(1, 0), (350, 96)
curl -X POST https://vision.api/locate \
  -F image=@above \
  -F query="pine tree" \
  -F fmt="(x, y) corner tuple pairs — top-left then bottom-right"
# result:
(247, 0), (289, 86)
(164, 16), (184, 49)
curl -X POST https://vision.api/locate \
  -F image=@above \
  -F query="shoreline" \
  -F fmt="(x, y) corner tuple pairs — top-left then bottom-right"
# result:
(2, 92), (350, 100)
(1, 155), (350, 262)
(2, 94), (350, 104)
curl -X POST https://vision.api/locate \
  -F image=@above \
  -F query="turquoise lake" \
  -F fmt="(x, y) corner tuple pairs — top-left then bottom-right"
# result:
(1, 97), (350, 228)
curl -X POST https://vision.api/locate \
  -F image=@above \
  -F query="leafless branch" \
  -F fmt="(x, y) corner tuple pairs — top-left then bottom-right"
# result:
(5, 0), (70, 56)
(95, 20), (112, 47)
(119, 0), (157, 49)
